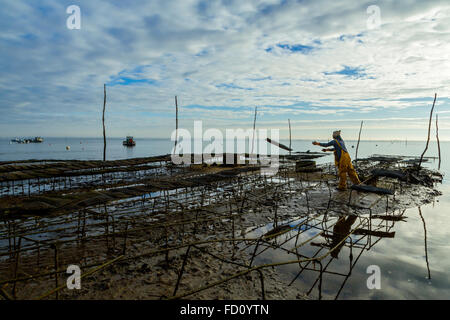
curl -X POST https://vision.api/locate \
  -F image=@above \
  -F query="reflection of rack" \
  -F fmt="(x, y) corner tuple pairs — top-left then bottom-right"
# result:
(235, 204), (406, 300)
(298, 209), (404, 300)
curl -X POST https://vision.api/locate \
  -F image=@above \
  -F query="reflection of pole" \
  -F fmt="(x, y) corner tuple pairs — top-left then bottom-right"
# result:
(418, 207), (431, 279)
(318, 260), (323, 300)
(334, 239), (368, 300)
(251, 106), (257, 155)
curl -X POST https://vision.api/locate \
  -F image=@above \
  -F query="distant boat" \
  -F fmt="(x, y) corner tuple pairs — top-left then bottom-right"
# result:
(10, 137), (44, 144)
(10, 138), (27, 144)
(123, 136), (136, 146)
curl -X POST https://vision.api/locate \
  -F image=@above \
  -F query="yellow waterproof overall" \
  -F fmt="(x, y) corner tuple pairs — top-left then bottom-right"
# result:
(334, 139), (361, 189)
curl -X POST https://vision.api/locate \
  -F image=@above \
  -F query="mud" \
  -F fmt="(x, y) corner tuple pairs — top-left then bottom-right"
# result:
(0, 157), (442, 300)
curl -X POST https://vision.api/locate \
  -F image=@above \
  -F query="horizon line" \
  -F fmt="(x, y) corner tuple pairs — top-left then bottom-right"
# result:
(1, 137), (447, 142)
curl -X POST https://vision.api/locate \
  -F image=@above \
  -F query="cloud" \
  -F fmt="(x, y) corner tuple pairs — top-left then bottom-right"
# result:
(0, 0), (449, 139)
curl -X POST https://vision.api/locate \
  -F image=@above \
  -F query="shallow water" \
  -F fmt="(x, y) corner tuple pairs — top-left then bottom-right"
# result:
(0, 137), (449, 299)
(0, 137), (170, 161)
(247, 191), (449, 299)
(259, 140), (449, 299)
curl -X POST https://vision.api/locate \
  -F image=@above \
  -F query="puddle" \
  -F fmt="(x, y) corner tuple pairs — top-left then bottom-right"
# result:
(243, 184), (450, 299)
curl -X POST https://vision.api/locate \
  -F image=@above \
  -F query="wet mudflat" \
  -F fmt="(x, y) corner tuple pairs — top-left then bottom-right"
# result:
(0, 153), (447, 300)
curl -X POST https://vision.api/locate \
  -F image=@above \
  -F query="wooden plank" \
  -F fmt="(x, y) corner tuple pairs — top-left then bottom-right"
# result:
(266, 138), (293, 151)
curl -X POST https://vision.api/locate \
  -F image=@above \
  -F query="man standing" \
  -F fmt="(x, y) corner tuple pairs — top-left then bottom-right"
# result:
(312, 130), (361, 191)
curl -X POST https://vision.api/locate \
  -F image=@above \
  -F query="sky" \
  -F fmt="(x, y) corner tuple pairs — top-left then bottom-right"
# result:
(1, 0), (450, 140)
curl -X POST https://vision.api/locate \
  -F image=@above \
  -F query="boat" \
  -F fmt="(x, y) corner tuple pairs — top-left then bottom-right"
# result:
(10, 138), (27, 144)
(10, 137), (44, 144)
(123, 136), (136, 146)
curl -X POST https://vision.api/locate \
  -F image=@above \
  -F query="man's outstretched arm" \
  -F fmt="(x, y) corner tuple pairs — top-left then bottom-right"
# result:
(312, 140), (335, 147)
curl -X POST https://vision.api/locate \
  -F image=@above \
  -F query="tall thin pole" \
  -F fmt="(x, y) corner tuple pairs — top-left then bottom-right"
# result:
(251, 106), (257, 155)
(418, 93), (437, 168)
(174, 96), (178, 154)
(355, 120), (363, 165)
(288, 119), (292, 155)
(436, 113), (441, 170)
(102, 84), (107, 162)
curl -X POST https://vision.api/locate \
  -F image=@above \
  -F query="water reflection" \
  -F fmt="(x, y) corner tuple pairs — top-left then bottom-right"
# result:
(247, 190), (450, 299)
(418, 207), (431, 280)
(329, 215), (357, 259)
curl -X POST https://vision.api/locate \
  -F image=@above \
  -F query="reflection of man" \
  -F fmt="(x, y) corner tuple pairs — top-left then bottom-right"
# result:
(330, 215), (357, 259)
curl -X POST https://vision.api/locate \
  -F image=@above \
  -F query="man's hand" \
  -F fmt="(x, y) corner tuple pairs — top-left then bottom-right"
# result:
(312, 141), (320, 146)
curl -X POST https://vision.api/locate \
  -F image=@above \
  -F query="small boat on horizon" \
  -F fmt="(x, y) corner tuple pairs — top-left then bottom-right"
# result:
(10, 137), (44, 144)
(123, 136), (136, 147)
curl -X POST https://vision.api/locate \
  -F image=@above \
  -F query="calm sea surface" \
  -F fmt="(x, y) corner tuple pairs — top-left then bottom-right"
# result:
(0, 137), (449, 299)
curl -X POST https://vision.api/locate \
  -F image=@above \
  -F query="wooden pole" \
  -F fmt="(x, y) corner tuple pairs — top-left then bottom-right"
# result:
(102, 84), (107, 162)
(251, 106), (257, 155)
(174, 96), (178, 154)
(418, 93), (437, 168)
(288, 119), (292, 155)
(436, 114), (441, 170)
(266, 138), (292, 151)
(355, 120), (363, 168)
(172, 245), (191, 296)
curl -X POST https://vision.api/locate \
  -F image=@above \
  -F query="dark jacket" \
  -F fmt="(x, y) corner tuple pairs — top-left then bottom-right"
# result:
(318, 136), (348, 162)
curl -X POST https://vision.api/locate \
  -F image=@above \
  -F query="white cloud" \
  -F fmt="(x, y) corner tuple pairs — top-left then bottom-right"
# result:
(0, 0), (449, 139)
